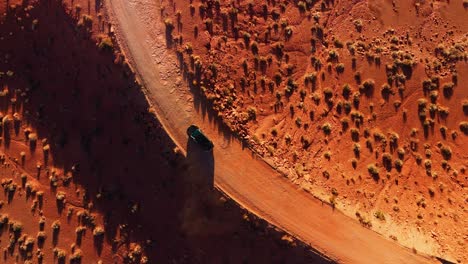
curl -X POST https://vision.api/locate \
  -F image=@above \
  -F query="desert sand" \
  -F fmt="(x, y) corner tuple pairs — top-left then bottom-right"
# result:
(127, 0), (466, 262)
(0, 0), (466, 263)
(0, 0), (340, 263)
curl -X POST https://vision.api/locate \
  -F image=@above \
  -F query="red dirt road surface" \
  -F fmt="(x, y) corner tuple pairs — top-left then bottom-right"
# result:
(104, 0), (440, 263)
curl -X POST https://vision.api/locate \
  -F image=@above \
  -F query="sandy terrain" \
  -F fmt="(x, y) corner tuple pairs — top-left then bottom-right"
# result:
(0, 0), (341, 263)
(148, 0), (468, 262)
(102, 0), (463, 263)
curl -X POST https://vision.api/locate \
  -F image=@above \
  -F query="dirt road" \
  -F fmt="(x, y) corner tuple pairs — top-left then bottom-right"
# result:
(103, 0), (435, 263)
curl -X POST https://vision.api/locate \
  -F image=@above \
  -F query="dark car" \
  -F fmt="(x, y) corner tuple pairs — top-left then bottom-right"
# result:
(187, 125), (214, 151)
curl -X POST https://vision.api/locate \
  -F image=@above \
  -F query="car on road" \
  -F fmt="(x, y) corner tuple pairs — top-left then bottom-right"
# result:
(187, 125), (214, 151)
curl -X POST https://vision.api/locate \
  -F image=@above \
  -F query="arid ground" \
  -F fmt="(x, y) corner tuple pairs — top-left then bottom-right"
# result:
(0, 0), (338, 263)
(0, 0), (466, 263)
(154, 0), (467, 263)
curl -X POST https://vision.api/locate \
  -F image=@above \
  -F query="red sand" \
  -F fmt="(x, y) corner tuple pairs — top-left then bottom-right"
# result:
(151, 0), (467, 262)
(0, 0), (337, 263)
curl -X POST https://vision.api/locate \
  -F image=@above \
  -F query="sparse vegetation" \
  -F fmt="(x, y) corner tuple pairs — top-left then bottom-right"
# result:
(93, 226), (105, 237)
(98, 36), (114, 52)
(1, 2), (466, 261)
(54, 248), (67, 261)
(247, 107), (257, 120)
(335, 63), (345, 73)
(322, 123), (332, 135)
(442, 82), (455, 98)
(37, 231), (46, 245)
(350, 128), (360, 142)
(374, 211), (385, 221)
(51, 220), (61, 231)
(440, 145), (452, 160)
(460, 121), (468, 135)
(10, 220), (23, 234)
(353, 19), (363, 32)
(367, 164), (379, 179)
(301, 135), (311, 149)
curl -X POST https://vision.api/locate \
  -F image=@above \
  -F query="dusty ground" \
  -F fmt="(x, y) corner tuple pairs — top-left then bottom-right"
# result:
(159, 0), (467, 262)
(0, 0), (335, 263)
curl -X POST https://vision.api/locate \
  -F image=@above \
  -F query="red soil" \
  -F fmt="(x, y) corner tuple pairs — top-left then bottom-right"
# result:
(160, 0), (467, 262)
(0, 0), (333, 263)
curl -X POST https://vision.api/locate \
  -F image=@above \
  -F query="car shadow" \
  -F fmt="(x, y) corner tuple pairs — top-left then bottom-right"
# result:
(185, 138), (215, 191)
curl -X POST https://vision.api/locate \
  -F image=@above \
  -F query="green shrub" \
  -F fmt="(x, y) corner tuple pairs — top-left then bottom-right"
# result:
(381, 83), (393, 99)
(81, 14), (93, 28)
(98, 36), (114, 52)
(56, 192), (66, 202)
(354, 71), (361, 83)
(374, 211), (385, 221)
(93, 226), (105, 237)
(367, 164), (379, 179)
(429, 91), (438, 102)
(305, 72), (317, 86)
(353, 19), (363, 32)
(335, 63), (345, 73)
(437, 105), (449, 118)
(297, 1), (307, 12)
(459, 121), (468, 135)
(389, 132), (399, 145)
(54, 248), (67, 260)
(164, 18), (174, 32)
(424, 159), (432, 170)
(333, 38), (344, 48)
(295, 117), (302, 127)
(51, 220), (61, 231)
(242, 32), (251, 47)
(440, 145), (452, 160)
(70, 250), (82, 261)
(270, 128), (278, 137)
(342, 84), (351, 99)
(353, 143), (361, 157)
(350, 128), (360, 142)
(328, 49), (339, 61)
(415, 154), (422, 164)
(250, 41), (258, 54)
(322, 123), (332, 135)
(361, 79), (375, 94)
(397, 148), (405, 159)
(352, 92), (360, 108)
(341, 101), (350, 114)
(37, 231), (46, 244)
(394, 159), (403, 171)
(10, 221), (23, 234)
(301, 135), (311, 149)
(442, 82), (455, 98)
(247, 107), (257, 120)
(382, 153), (392, 167)
(417, 98), (428, 110)
(341, 117), (349, 131)
(323, 88), (333, 100)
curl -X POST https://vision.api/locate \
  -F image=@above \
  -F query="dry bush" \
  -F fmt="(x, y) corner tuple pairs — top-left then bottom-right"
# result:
(322, 123), (332, 135)
(367, 163), (379, 180)
(460, 121), (468, 135)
